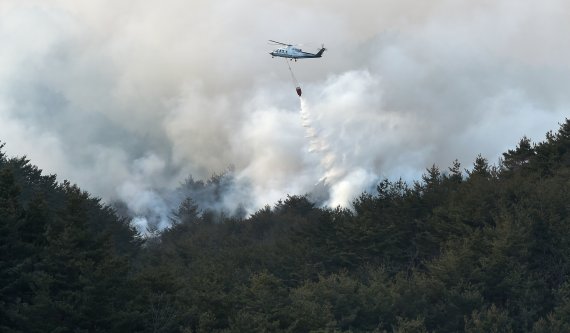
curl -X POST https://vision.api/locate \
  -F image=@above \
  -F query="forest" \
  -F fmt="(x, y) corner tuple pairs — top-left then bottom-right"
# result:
(3, 120), (570, 332)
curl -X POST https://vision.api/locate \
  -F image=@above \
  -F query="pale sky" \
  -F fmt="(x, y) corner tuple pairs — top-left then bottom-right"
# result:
(1, 0), (570, 222)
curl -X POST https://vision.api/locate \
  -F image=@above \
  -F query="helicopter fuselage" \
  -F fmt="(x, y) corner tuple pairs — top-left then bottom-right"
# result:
(270, 46), (325, 60)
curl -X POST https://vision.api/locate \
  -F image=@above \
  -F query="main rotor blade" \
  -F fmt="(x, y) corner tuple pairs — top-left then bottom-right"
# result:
(268, 40), (291, 46)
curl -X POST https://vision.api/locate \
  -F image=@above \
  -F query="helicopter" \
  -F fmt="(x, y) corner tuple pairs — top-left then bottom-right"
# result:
(269, 40), (326, 61)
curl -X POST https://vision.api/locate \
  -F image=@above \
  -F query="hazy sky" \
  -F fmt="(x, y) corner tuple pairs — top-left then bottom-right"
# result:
(2, 0), (570, 221)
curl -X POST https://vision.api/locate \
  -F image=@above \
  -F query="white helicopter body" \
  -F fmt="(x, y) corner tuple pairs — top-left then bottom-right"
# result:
(269, 40), (326, 61)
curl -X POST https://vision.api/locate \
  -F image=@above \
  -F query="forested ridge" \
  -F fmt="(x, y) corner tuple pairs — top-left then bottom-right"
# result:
(4, 120), (570, 332)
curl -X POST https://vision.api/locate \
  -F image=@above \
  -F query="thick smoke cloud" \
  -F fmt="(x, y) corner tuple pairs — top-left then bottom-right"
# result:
(2, 1), (570, 230)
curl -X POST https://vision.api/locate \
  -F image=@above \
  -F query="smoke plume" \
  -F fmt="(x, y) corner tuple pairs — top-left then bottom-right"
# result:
(2, 0), (570, 231)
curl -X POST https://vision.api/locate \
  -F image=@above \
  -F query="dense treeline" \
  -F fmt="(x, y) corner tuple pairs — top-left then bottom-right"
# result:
(4, 120), (570, 332)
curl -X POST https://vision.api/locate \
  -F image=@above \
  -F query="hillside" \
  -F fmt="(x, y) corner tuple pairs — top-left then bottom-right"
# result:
(3, 120), (570, 332)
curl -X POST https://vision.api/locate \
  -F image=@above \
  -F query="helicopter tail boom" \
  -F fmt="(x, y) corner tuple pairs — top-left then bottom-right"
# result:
(315, 47), (326, 57)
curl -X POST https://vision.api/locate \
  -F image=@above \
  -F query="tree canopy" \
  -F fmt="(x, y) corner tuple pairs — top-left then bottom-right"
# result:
(4, 120), (570, 332)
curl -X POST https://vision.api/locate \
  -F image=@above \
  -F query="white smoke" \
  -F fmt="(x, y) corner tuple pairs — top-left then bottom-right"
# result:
(300, 96), (375, 207)
(2, 1), (570, 231)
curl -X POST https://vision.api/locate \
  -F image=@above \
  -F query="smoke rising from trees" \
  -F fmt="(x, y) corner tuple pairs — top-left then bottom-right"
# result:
(2, 0), (570, 230)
